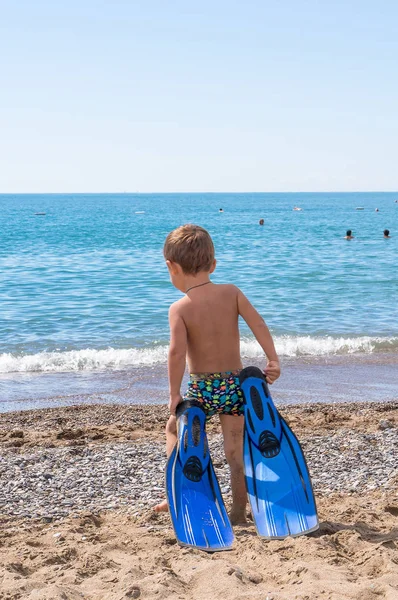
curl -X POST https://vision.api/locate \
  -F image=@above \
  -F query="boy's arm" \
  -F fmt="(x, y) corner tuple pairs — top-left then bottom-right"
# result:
(168, 302), (188, 414)
(237, 288), (281, 384)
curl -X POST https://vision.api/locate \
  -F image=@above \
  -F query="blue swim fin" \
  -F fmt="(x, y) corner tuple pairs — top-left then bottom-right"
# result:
(240, 366), (319, 539)
(166, 400), (235, 552)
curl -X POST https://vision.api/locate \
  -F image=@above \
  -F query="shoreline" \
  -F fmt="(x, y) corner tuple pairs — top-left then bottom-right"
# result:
(0, 400), (397, 599)
(2, 352), (398, 413)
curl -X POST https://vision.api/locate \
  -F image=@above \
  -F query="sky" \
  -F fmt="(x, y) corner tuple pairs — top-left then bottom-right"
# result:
(1, 0), (397, 193)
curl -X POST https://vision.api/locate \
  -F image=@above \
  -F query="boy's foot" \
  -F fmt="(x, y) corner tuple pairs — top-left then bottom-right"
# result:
(229, 508), (248, 525)
(153, 499), (168, 513)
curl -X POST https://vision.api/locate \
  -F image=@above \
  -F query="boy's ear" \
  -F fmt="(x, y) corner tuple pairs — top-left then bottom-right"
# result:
(209, 259), (217, 274)
(166, 260), (179, 275)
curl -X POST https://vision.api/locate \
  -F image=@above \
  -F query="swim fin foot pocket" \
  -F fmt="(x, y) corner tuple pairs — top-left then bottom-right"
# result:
(166, 400), (235, 552)
(240, 366), (319, 539)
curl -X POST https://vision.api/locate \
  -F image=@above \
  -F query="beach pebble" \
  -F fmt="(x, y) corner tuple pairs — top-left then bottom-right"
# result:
(378, 419), (393, 430)
(9, 430), (24, 438)
(0, 412), (397, 521)
(248, 572), (263, 584)
(125, 585), (141, 598)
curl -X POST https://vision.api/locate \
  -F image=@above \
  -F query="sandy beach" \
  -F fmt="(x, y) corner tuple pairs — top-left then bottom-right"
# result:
(1, 401), (397, 600)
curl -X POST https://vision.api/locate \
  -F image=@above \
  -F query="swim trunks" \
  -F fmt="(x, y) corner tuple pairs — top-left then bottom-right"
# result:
(185, 370), (244, 419)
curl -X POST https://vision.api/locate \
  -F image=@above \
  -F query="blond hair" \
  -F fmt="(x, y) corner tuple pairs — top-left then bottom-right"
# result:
(163, 224), (215, 274)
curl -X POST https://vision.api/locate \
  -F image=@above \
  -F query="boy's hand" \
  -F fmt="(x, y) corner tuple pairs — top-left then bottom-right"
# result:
(168, 394), (183, 415)
(264, 360), (281, 384)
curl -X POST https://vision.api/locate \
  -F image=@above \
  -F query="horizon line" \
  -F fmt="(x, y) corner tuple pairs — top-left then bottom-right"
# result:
(1, 190), (398, 196)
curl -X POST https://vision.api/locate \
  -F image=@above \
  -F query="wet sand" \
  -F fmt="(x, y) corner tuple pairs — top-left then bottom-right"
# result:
(2, 353), (398, 412)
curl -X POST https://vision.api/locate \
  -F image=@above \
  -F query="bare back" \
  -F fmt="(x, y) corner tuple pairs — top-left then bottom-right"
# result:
(177, 284), (241, 373)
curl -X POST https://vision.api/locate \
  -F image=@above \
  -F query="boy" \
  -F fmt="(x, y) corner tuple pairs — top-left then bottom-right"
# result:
(154, 224), (280, 523)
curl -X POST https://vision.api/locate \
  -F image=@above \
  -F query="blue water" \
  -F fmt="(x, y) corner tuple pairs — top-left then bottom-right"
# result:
(0, 193), (398, 412)
(0, 192), (397, 409)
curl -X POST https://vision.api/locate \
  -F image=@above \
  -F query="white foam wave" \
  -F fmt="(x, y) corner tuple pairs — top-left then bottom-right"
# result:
(1, 336), (397, 374)
(243, 335), (398, 358)
(0, 346), (168, 374)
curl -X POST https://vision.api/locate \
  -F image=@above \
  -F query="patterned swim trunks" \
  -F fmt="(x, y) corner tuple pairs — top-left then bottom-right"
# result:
(184, 370), (244, 420)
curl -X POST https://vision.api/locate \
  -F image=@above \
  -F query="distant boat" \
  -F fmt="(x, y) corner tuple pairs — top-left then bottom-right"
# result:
(355, 207), (364, 210)
(293, 207), (302, 211)
(35, 212), (46, 215)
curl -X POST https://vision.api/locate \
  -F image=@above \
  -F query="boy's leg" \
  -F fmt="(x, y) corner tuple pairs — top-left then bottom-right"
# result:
(219, 414), (247, 524)
(153, 415), (177, 512)
(165, 415), (177, 455)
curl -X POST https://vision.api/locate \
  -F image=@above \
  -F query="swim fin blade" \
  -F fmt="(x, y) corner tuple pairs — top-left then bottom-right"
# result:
(166, 400), (235, 552)
(240, 366), (319, 539)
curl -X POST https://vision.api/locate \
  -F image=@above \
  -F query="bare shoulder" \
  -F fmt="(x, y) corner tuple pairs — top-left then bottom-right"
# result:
(216, 283), (240, 296)
(169, 297), (188, 316)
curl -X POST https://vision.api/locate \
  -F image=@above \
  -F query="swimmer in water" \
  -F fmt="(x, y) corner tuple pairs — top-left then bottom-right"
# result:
(383, 229), (391, 238)
(344, 230), (354, 240)
(259, 219), (264, 225)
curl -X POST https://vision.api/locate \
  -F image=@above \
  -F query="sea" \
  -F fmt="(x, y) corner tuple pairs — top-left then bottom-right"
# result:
(0, 192), (397, 413)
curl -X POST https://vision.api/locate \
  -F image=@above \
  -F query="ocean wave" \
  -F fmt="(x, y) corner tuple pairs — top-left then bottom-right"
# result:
(245, 335), (398, 357)
(0, 346), (168, 374)
(0, 336), (397, 374)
